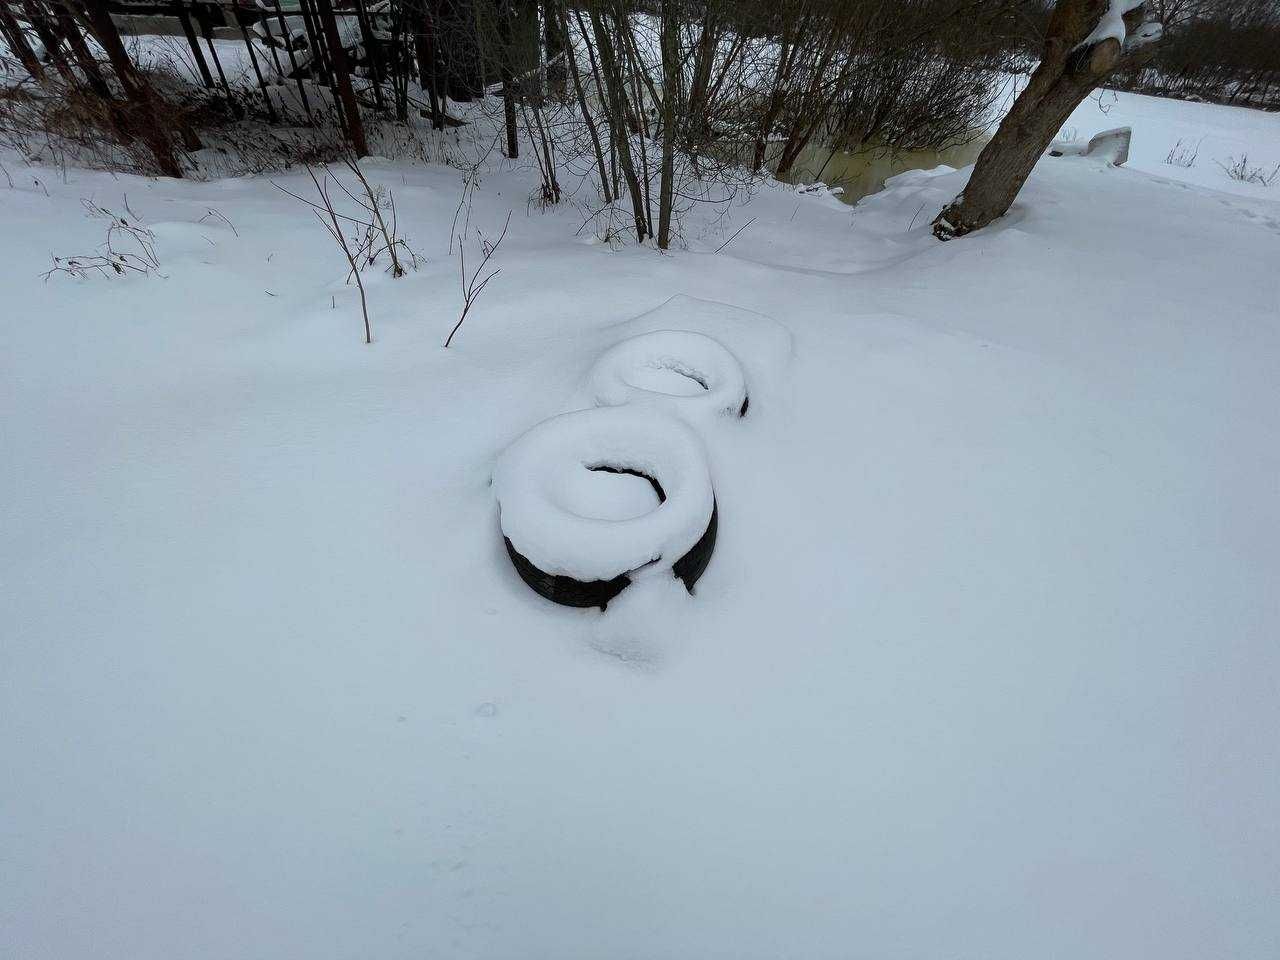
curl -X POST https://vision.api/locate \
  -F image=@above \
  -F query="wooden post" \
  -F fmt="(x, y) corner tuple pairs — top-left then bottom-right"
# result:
(351, 0), (385, 111)
(51, 1), (113, 96)
(19, 0), (75, 82)
(313, 0), (368, 156)
(0, 2), (45, 80)
(414, 0), (444, 128)
(271, 0), (313, 121)
(172, 0), (214, 87)
(195, 4), (242, 117)
(238, 12), (279, 121)
(497, 0), (518, 157)
(256, 6), (286, 79)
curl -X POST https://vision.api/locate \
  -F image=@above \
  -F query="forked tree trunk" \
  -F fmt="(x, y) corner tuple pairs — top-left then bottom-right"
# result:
(933, 0), (1161, 240)
(79, 0), (188, 175)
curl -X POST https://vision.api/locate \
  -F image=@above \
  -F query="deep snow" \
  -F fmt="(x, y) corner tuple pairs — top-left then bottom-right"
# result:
(494, 404), (715, 582)
(2, 86), (1279, 960)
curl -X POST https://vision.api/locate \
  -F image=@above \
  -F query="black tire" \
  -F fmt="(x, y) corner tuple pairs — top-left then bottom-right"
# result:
(505, 500), (718, 611)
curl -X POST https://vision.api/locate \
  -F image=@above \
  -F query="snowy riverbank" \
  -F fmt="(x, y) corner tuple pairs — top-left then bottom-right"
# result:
(3, 89), (1279, 959)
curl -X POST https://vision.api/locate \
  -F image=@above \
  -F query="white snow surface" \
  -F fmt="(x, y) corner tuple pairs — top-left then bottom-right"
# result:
(1074, 0), (1148, 52)
(586, 328), (750, 421)
(493, 406), (714, 581)
(3, 89), (1280, 960)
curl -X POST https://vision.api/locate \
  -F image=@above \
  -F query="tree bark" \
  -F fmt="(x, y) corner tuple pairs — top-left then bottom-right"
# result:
(933, 0), (1161, 240)
(172, 0), (214, 88)
(656, 0), (678, 249)
(562, 7), (610, 203)
(541, 0), (565, 98)
(497, 0), (519, 157)
(587, 9), (647, 243)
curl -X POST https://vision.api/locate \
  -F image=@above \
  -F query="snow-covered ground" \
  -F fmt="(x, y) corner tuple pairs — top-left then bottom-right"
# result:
(3, 87), (1279, 960)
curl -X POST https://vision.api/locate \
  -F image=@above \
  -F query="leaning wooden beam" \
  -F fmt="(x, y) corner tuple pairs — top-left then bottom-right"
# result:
(0, 1), (45, 80)
(350, 0), (384, 111)
(51, 0), (114, 96)
(19, 0), (76, 83)
(237, 10), (279, 121)
(194, 3), (242, 117)
(254, 2), (286, 79)
(313, 0), (368, 156)
(172, 0), (214, 88)
(297, 0), (348, 134)
(270, 0), (313, 122)
(81, 0), (187, 175)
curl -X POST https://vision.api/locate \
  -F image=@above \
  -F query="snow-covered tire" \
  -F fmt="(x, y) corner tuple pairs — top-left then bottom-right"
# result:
(494, 407), (718, 610)
(587, 330), (749, 420)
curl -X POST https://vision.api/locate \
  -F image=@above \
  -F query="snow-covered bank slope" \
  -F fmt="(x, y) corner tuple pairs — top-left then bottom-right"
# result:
(3, 97), (1279, 960)
(1063, 86), (1280, 197)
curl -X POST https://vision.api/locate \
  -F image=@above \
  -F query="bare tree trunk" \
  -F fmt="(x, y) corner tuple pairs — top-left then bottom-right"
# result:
(587, 9), (647, 243)
(933, 0), (1161, 240)
(563, 7), (611, 203)
(414, 0), (445, 128)
(656, 0), (677, 249)
(497, 0), (519, 157)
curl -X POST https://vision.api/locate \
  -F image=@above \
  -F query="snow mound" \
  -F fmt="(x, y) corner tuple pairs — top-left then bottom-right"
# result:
(1086, 126), (1132, 165)
(587, 329), (749, 422)
(593, 295), (794, 416)
(493, 406), (715, 583)
(1049, 127), (1132, 166)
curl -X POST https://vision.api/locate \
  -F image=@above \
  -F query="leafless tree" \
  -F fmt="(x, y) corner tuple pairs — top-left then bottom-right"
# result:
(933, 0), (1164, 239)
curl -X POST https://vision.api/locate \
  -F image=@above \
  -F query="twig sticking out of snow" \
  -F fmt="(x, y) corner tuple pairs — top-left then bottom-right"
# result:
(41, 200), (162, 281)
(272, 159), (426, 344)
(299, 165), (373, 344)
(1216, 155), (1280, 186)
(444, 212), (511, 349)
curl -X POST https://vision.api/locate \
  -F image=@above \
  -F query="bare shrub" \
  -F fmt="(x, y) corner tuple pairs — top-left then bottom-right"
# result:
(1216, 154), (1280, 185)
(444, 212), (510, 349)
(274, 160), (423, 344)
(1165, 137), (1202, 167)
(42, 198), (162, 281)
